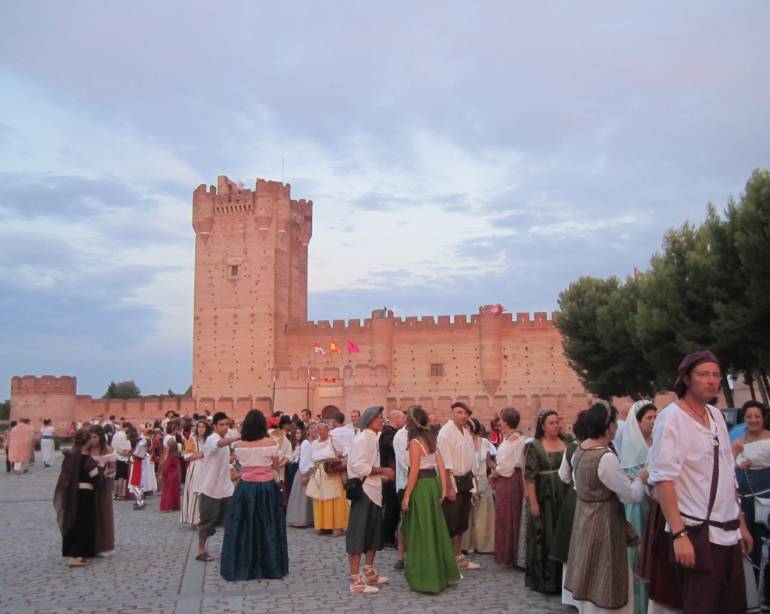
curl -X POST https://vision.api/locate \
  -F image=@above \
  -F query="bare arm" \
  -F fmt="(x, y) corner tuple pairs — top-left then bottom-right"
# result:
(436, 449), (448, 503)
(656, 480), (694, 567)
(401, 440), (422, 511)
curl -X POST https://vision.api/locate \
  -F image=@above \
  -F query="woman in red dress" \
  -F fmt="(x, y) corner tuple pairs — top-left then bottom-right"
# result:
(159, 439), (181, 512)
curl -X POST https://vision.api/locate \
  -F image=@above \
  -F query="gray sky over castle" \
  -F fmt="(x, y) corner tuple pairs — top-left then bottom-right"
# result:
(1, 2), (769, 397)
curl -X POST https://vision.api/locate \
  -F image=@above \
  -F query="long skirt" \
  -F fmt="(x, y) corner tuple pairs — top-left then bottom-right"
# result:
(181, 460), (202, 525)
(62, 490), (97, 558)
(286, 470), (313, 527)
(141, 458), (157, 494)
(285, 461), (298, 499)
(494, 469), (524, 566)
(461, 473), (495, 553)
(220, 480), (289, 581)
(402, 475), (461, 594)
(312, 495), (349, 530)
(94, 477), (115, 553)
(41, 439), (55, 465)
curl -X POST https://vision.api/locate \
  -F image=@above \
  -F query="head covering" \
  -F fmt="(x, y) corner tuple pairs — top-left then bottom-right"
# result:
(618, 401), (656, 469)
(673, 350), (720, 398)
(359, 406), (384, 430)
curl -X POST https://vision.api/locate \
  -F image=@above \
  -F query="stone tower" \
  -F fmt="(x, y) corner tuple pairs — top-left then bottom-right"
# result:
(192, 176), (312, 401)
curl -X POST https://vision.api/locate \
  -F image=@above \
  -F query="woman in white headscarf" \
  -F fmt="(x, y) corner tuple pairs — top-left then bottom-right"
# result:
(618, 400), (657, 614)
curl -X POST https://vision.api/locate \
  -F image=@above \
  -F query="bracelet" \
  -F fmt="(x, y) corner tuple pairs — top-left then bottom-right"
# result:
(672, 528), (688, 540)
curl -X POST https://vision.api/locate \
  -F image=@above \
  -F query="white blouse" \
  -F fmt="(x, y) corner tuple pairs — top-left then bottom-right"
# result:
(736, 438), (770, 469)
(648, 402), (740, 546)
(298, 440), (314, 474)
(234, 444), (278, 468)
(496, 434), (525, 478)
(311, 438), (336, 463)
(348, 429), (383, 506)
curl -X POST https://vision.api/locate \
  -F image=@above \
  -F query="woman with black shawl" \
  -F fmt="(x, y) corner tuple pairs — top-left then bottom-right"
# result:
(53, 430), (100, 566)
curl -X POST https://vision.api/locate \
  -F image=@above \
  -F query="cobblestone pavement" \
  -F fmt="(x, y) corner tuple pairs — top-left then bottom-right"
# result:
(0, 453), (571, 614)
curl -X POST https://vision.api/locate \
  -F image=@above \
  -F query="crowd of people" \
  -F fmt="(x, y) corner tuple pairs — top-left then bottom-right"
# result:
(5, 349), (768, 611)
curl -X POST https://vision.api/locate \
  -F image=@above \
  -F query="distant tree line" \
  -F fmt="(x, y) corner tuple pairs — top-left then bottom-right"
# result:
(102, 381), (193, 400)
(555, 168), (770, 407)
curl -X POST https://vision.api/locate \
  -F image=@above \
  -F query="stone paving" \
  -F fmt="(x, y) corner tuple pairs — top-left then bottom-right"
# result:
(0, 452), (571, 614)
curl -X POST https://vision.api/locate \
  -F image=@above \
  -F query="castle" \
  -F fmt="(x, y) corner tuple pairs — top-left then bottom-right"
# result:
(12, 176), (602, 434)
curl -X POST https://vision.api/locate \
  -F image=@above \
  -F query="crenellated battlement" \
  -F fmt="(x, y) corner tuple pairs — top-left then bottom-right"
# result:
(192, 176), (312, 237)
(290, 309), (559, 336)
(11, 375), (77, 394)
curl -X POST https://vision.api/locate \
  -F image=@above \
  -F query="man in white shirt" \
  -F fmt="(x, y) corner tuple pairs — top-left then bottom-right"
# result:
(647, 350), (751, 614)
(346, 406), (395, 594)
(111, 422), (132, 499)
(437, 401), (480, 570)
(330, 411), (354, 457)
(380, 410), (405, 551)
(391, 411), (410, 570)
(197, 411), (240, 562)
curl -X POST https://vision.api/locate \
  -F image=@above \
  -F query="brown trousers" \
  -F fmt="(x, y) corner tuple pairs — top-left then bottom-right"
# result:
(680, 540), (746, 614)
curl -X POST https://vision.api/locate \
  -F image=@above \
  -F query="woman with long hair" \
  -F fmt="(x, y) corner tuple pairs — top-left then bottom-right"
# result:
(489, 407), (526, 567)
(564, 402), (644, 614)
(524, 409), (571, 594)
(160, 439), (182, 512)
(181, 419), (211, 527)
(220, 409), (288, 581)
(286, 422), (316, 528)
(88, 424), (115, 555)
(401, 405), (460, 593)
(54, 430), (100, 566)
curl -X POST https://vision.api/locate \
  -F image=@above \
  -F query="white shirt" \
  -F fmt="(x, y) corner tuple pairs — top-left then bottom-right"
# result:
(132, 436), (148, 459)
(112, 430), (131, 461)
(298, 440), (314, 474)
(330, 425), (354, 457)
(198, 433), (235, 499)
(648, 402), (740, 546)
(496, 434), (526, 478)
(572, 447), (644, 504)
(348, 428), (383, 506)
(393, 427), (410, 492)
(437, 420), (475, 477)
(736, 438), (770, 470)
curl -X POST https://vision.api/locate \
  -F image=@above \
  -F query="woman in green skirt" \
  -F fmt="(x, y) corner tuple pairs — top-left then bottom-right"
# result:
(401, 405), (461, 593)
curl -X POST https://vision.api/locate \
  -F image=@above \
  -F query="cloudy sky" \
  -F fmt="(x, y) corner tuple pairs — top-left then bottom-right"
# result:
(1, 2), (769, 398)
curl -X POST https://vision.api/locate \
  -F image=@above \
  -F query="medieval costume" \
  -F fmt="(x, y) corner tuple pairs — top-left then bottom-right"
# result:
(220, 444), (288, 581)
(461, 437), (496, 554)
(494, 432), (526, 567)
(306, 437), (348, 531)
(40, 423), (55, 467)
(565, 445), (644, 613)
(8, 420), (35, 473)
(286, 438), (314, 527)
(54, 444), (100, 565)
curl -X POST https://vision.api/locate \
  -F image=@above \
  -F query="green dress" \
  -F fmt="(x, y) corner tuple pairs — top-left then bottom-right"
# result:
(525, 439), (570, 595)
(403, 474), (461, 593)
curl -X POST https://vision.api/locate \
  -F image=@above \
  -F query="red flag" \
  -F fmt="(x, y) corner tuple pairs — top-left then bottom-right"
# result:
(313, 342), (326, 355)
(329, 341), (341, 354)
(346, 340), (360, 353)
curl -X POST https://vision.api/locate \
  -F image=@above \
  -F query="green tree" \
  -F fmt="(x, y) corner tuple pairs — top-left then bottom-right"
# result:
(732, 170), (770, 377)
(102, 380), (142, 399)
(556, 276), (655, 399)
(0, 399), (10, 421)
(634, 222), (726, 395)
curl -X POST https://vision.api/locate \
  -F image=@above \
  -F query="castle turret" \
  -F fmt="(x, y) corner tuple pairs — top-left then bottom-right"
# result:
(192, 176), (312, 402)
(478, 305), (503, 396)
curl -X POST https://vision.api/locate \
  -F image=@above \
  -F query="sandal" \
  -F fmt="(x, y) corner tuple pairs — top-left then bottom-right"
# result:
(364, 565), (389, 585)
(67, 557), (88, 567)
(456, 554), (480, 570)
(350, 574), (379, 594)
(195, 553), (215, 562)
